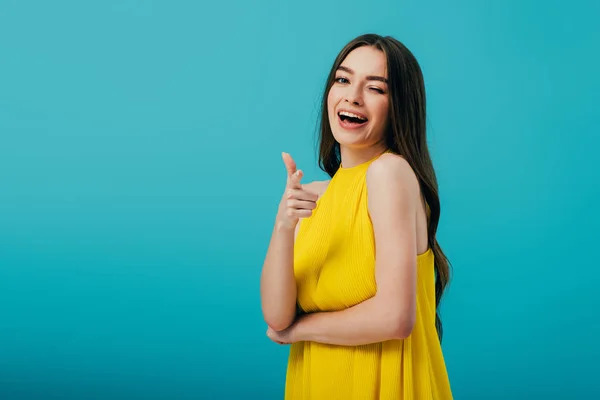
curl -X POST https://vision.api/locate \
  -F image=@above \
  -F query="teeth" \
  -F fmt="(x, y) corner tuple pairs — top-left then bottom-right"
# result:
(339, 111), (367, 121)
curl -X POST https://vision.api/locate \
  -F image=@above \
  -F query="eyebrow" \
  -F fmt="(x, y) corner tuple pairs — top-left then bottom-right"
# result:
(336, 65), (388, 84)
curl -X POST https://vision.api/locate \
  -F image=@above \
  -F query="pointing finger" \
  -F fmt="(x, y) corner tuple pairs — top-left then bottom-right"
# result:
(281, 152), (297, 177)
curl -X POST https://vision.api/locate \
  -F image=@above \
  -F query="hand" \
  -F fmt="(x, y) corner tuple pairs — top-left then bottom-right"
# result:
(276, 152), (319, 229)
(266, 323), (299, 345)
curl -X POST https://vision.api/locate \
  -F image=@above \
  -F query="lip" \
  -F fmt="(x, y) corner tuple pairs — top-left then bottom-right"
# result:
(337, 108), (368, 121)
(337, 108), (369, 130)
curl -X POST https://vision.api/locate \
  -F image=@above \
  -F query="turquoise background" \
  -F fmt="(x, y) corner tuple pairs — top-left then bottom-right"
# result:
(1, 0), (598, 398)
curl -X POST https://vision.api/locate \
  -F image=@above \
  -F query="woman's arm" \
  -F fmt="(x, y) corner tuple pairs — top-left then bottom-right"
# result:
(260, 153), (320, 332)
(260, 211), (298, 332)
(267, 154), (420, 345)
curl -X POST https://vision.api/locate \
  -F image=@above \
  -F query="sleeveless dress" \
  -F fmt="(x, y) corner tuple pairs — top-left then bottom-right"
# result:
(285, 153), (453, 399)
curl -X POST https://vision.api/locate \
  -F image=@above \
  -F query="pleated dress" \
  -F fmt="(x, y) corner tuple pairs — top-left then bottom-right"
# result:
(285, 154), (453, 399)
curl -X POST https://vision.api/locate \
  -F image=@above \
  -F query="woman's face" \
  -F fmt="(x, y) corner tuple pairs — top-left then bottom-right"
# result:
(327, 46), (389, 149)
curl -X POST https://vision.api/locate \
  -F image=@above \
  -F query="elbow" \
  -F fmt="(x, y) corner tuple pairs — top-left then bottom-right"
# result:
(261, 298), (296, 332)
(392, 319), (415, 339)
(389, 310), (416, 340)
(266, 319), (293, 332)
(263, 312), (295, 332)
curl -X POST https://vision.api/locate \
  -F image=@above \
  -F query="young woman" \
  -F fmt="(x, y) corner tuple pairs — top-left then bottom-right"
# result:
(260, 33), (453, 399)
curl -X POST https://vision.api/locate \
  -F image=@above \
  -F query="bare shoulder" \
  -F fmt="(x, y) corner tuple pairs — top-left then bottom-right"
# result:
(302, 179), (330, 196)
(367, 153), (429, 254)
(367, 153), (420, 193)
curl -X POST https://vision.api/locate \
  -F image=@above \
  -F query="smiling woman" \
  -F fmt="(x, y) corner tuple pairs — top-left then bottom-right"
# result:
(326, 46), (391, 155)
(260, 33), (453, 399)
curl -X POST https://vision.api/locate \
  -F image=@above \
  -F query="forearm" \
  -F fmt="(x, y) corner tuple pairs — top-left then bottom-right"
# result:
(260, 220), (298, 331)
(293, 297), (410, 346)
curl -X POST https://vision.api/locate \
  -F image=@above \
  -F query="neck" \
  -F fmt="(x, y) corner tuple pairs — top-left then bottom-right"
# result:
(339, 144), (387, 169)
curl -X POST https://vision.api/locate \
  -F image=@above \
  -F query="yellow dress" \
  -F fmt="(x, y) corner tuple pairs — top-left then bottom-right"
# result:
(285, 153), (453, 399)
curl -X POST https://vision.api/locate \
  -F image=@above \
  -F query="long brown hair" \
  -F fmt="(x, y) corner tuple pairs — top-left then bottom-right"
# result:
(317, 34), (452, 342)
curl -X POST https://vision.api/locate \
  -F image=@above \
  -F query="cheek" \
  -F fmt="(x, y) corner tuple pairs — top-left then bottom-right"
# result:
(327, 91), (341, 124)
(370, 100), (389, 134)
(327, 88), (337, 113)
(375, 101), (389, 124)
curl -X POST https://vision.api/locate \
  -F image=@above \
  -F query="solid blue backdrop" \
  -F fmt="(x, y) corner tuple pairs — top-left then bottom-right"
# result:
(1, 0), (598, 399)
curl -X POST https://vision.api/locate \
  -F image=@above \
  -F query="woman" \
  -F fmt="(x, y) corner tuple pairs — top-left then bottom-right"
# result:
(260, 33), (453, 399)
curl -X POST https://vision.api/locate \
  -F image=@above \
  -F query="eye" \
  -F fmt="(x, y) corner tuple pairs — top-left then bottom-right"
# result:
(370, 87), (385, 94)
(334, 76), (349, 84)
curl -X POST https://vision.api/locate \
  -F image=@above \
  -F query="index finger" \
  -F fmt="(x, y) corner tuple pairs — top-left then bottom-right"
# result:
(281, 152), (297, 177)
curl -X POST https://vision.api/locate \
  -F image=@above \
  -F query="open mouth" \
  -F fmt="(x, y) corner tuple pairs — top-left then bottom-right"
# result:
(338, 111), (368, 127)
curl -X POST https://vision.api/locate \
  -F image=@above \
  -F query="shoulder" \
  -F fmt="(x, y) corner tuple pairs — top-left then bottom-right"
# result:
(366, 153), (420, 219)
(367, 153), (420, 194)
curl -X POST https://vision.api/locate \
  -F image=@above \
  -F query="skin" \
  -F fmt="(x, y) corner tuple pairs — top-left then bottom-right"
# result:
(262, 46), (429, 345)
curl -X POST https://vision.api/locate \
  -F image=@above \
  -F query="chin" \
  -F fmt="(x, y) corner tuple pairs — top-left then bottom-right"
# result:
(331, 129), (371, 147)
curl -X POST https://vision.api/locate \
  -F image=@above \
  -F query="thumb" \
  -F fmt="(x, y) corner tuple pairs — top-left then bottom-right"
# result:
(289, 169), (303, 189)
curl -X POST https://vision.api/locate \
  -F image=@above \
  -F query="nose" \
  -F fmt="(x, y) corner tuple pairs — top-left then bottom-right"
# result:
(344, 85), (362, 106)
